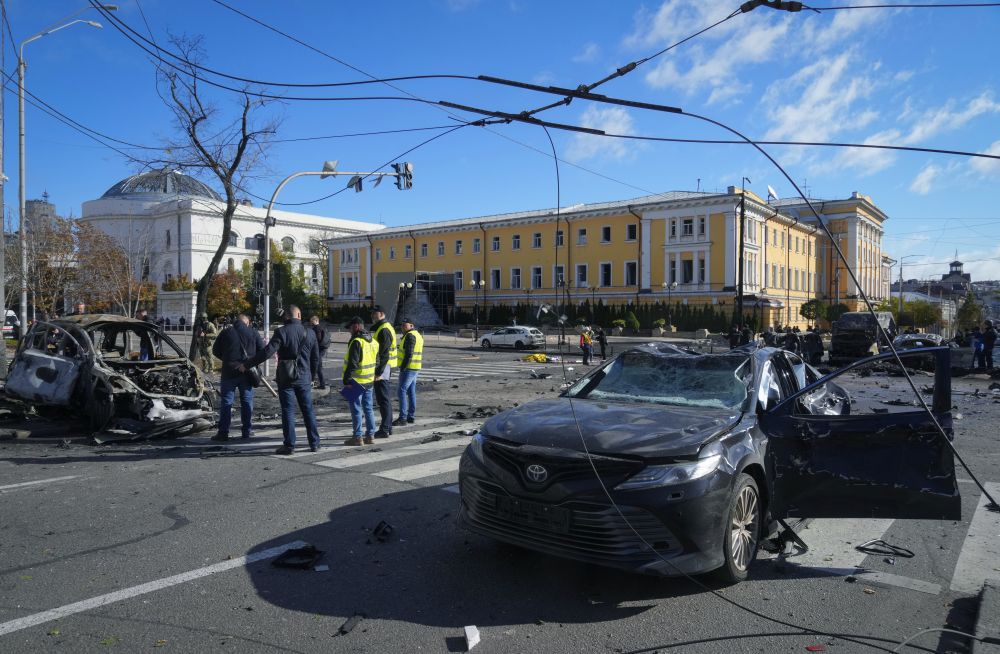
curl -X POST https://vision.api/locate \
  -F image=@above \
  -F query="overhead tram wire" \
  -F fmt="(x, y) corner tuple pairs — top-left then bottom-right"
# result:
(810, 2), (1000, 8)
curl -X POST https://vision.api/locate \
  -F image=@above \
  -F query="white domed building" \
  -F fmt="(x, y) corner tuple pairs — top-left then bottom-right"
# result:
(80, 169), (383, 291)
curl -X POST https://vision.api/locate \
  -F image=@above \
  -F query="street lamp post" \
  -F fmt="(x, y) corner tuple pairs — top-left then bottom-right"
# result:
(468, 279), (485, 339)
(398, 281), (412, 315)
(19, 8), (113, 331)
(662, 280), (678, 327)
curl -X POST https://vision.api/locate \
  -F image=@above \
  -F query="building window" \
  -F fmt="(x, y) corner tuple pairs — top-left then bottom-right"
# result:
(698, 217), (705, 235)
(228, 233), (239, 247)
(532, 232), (542, 248)
(227, 258), (235, 272)
(512, 234), (520, 250)
(781, 231), (785, 248)
(698, 258), (705, 283)
(625, 261), (637, 286)
(554, 265), (565, 287)
(166, 229), (171, 247)
(437, 241), (445, 256)
(531, 266), (542, 289)
(375, 248), (382, 261)
(600, 262), (612, 287)
(404, 244), (412, 258)
(491, 236), (500, 252)
(490, 268), (501, 290)
(473, 238), (481, 253)
(420, 243), (428, 257)
(577, 228), (587, 245)
(308, 239), (320, 254)
(576, 264), (588, 287)
(683, 218), (694, 236)
(281, 237), (295, 253)
(601, 226), (611, 243)
(311, 264), (319, 285)
(511, 267), (521, 289)
(670, 220), (677, 238)
(454, 270), (463, 290)
(682, 260), (694, 284)
(298, 263), (305, 277)
(472, 269), (482, 285)
(555, 230), (564, 246)
(455, 240), (463, 255)
(626, 224), (637, 241)
(389, 246), (396, 260)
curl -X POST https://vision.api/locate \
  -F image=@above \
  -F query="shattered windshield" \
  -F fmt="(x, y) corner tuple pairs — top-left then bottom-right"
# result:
(566, 351), (751, 409)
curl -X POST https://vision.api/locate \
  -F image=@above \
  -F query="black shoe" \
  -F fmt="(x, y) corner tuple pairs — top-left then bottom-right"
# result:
(309, 445), (320, 453)
(406, 418), (415, 424)
(392, 418), (407, 427)
(274, 445), (294, 455)
(374, 430), (390, 439)
(317, 385), (327, 390)
(211, 433), (229, 442)
(241, 431), (254, 440)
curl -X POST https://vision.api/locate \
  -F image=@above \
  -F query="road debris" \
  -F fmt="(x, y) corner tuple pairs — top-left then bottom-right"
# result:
(372, 521), (394, 542)
(271, 545), (324, 569)
(464, 625), (481, 651)
(337, 614), (364, 636)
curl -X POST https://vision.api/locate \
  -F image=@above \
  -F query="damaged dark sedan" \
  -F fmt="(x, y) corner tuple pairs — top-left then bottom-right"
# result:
(458, 343), (960, 583)
(4, 315), (214, 438)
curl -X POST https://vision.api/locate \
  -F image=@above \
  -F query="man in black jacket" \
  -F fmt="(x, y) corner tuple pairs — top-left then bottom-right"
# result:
(244, 305), (322, 454)
(309, 315), (329, 389)
(369, 306), (397, 439)
(212, 313), (266, 441)
(984, 319), (997, 370)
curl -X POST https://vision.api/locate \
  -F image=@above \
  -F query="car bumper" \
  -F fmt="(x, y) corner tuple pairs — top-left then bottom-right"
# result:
(458, 449), (734, 577)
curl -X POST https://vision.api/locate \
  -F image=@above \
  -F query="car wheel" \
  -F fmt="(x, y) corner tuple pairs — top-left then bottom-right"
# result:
(481, 339), (491, 349)
(514, 340), (525, 350)
(88, 385), (114, 432)
(716, 473), (761, 584)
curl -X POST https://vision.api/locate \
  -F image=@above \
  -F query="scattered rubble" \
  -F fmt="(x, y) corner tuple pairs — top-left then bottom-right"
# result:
(271, 545), (324, 569)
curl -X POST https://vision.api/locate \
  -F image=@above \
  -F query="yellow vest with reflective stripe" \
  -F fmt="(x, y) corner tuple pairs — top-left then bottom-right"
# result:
(397, 330), (423, 370)
(343, 336), (377, 385)
(373, 322), (398, 368)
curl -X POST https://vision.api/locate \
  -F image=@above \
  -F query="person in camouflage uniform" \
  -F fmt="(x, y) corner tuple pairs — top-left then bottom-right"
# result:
(194, 313), (219, 372)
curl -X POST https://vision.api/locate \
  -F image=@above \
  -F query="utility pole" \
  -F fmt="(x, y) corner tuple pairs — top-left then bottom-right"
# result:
(736, 178), (750, 325)
(0, 18), (6, 377)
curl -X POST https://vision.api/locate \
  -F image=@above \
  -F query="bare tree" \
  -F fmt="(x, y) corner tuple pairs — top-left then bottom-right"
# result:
(75, 221), (156, 316)
(152, 36), (277, 355)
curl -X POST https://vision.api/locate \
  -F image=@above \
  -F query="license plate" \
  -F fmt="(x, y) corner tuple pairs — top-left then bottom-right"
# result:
(496, 496), (570, 533)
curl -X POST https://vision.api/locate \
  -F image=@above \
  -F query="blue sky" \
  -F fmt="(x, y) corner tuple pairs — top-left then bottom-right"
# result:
(4, 1), (1000, 280)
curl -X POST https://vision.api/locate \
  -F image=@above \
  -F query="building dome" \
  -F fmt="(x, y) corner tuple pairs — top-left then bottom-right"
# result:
(101, 169), (222, 201)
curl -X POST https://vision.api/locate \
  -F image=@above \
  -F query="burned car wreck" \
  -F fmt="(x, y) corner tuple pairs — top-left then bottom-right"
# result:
(459, 343), (960, 583)
(4, 315), (215, 440)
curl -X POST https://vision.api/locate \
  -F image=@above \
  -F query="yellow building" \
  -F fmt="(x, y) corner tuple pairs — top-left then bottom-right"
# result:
(326, 188), (889, 329)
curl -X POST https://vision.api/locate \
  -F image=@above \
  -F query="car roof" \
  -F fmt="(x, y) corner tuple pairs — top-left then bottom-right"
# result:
(52, 314), (150, 328)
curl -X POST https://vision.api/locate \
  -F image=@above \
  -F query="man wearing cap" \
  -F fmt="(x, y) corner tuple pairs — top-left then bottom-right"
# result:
(342, 316), (377, 446)
(393, 318), (423, 427)
(243, 305), (322, 454)
(194, 312), (219, 373)
(369, 306), (397, 439)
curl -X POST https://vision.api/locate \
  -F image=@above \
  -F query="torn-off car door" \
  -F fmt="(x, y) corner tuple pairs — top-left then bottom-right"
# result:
(760, 347), (960, 521)
(5, 322), (87, 406)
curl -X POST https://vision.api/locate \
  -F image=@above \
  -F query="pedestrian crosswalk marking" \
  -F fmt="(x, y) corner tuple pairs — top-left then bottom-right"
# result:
(375, 455), (462, 481)
(949, 481), (1000, 594)
(313, 438), (469, 469)
(271, 421), (483, 460)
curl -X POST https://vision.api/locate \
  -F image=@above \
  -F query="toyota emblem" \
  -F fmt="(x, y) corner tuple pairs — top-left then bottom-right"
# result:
(526, 464), (548, 483)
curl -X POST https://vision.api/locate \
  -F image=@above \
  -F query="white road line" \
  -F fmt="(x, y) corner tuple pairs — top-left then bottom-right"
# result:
(314, 438), (469, 469)
(271, 422), (483, 460)
(950, 482), (1000, 594)
(375, 455), (462, 482)
(0, 540), (307, 637)
(0, 476), (79, 492)
(441, 484), (460, 494)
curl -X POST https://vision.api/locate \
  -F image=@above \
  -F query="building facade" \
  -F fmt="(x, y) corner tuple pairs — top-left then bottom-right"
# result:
(81, 169), (383, 291)
(326, 188), (890, 328)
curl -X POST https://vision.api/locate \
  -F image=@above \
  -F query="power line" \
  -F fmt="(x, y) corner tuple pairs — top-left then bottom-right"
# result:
(810, 2), (1000, 8)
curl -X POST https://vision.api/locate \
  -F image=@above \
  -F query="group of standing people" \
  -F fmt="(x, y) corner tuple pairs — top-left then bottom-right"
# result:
(578, 326), (608, 364)
(958, 320), (998, 370)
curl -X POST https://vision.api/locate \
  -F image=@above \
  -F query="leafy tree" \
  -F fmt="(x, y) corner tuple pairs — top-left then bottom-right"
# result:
(956, 291), (983, 329)
(162, 274), (198, 291)
(205, 272), (250, 318)
(800, 299), (827, 323)
(907, 300), (941, 328)
(827, 303), (850, 323)
(624, 310), (640, 333)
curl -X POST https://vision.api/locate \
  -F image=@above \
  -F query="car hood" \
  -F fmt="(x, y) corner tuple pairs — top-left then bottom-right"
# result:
(482, 398), (742, 460)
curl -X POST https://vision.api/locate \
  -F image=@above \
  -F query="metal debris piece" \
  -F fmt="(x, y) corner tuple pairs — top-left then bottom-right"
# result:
(372, 520), (394, 542)
(421, 434), (443, 444)
(337, 614), (364, 636)
(271, 545), (324, 569)
(464, 625), (481, 651)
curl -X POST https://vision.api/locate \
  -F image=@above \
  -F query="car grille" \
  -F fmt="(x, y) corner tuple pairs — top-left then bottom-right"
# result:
(483, 440), (642, 486)
(461, 477), (675, 560)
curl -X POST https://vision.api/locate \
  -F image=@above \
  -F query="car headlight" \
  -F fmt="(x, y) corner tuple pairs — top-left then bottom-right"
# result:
(468, 432), (486, 462)
(614, 453), (722, 491)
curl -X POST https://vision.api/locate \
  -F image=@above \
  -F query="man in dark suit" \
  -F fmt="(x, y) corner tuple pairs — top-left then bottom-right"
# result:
(212, 313), (266, 441)
(243, 305), (322, 454)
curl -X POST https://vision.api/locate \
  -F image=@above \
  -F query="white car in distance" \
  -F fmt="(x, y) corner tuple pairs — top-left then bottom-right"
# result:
(480, 326), (546, 350)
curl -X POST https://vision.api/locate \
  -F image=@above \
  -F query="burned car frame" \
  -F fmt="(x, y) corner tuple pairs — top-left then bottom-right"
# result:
(458, 343), (959, 583)
(5, 315), (215, 439)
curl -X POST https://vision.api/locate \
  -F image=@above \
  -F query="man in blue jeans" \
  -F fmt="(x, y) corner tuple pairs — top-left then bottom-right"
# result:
(393, 318), (423, 426)
(243, 305), (322, 454)
(212, 313), (266, 441)
(342, 316), (377, 446)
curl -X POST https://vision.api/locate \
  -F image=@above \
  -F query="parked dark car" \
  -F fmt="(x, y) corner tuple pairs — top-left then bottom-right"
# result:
(458, 343), (959, 583)
(5, 315), (214, 439)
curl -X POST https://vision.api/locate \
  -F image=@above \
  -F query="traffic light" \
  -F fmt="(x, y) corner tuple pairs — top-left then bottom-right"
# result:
(271, 263), (283, 291)
(254, 233), (266, 258)
(392, 162), (413, 190)
(392, 163), (403, 190)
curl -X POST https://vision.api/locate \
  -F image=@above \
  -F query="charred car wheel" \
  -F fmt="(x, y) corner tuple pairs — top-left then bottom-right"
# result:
(716, 473), (761, 584)
(88, 384), (114, 432)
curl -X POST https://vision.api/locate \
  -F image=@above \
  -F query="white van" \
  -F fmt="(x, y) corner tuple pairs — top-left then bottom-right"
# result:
(3, 310), (20, 339)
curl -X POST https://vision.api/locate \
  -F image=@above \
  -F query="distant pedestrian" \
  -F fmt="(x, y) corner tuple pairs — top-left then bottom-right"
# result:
(309, 315), (330, 389)
(763, 326), (777, 347)
(212, 313), (265, 441)
(69, 301), (86, 316)
(580, 327), (593, 365)
(983, 319), (997, 370)
(972, 327), (985, 369)
(244, 305), (322, 454)
(595, 326), (608, 360)
(164, 316), (171, 330)
(393, 318), (423, 426)
(342, 316), (377, 446)
(179, 315), (186, 331)
(729, 324), (740, 349)
(193, 313), (218, 372)
(803, 327), (824, 365)
(740, 324), (753, 346)
(782, 327), (800, 353)
(370, 306), (397, 439)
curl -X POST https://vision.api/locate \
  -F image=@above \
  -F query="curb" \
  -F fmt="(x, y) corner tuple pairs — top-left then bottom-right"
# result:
(974, 580), (1000, 653)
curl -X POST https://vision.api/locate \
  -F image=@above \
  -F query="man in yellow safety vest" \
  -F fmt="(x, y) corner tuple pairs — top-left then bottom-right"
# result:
(370, 305), (397, 439)
(342, 316), (377, 446)
(392, 318), (423, 426)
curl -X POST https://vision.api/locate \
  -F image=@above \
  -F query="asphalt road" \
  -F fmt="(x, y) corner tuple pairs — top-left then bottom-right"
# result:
(1, 337), (998, 653)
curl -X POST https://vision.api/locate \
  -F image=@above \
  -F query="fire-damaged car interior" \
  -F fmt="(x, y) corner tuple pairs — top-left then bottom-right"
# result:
(4, 316), (215, 439)
(459, 343), (960, 583)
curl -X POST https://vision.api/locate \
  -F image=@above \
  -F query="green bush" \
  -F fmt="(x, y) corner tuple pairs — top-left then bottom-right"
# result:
(625, 311), (640, 331)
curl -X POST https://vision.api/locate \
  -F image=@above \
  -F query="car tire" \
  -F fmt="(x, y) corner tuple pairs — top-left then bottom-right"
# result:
(514, 340), (525, 350)
(88, 385), (114, 432)
(715, 473), (761, 584)
(481, 339), (491, 349)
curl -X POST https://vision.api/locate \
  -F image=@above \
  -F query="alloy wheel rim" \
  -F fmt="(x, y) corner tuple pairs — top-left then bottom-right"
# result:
(730, 486), (758, 571)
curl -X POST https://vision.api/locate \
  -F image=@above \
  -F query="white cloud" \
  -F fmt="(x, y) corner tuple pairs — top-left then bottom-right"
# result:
(909, 164), (940, 195)
(970, 139), (1000, 176)
(572, 42), (600, 63)
(565, 106), (639, 163)
(899, 93), (1000, 145)
(894, 70), (914, 82)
